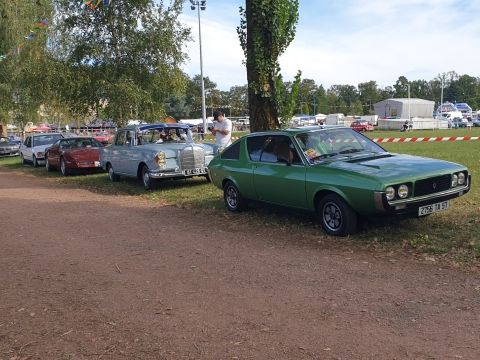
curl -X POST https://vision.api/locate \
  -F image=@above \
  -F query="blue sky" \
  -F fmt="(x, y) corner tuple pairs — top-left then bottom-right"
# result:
(180, 0), (480, 90)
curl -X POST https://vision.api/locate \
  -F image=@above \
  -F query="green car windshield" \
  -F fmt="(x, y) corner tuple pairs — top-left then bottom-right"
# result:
(295, 128), (386, 163)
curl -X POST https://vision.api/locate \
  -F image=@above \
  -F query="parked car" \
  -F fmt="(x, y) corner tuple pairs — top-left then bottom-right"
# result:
(208, 126), (471, 236)
(100, 123), (218, 189)
(93, 131), (114, 145)
(0, 136), (21, 157)
(472, 119), (480, 127)
(350, 120), (374, 132)
(45, 137), (104, 176)
(451, 117), (468, 128)
(19, 133), (64, 167)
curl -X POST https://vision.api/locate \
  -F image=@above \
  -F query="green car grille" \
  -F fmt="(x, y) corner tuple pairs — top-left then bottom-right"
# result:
(414, 174), (451, 197)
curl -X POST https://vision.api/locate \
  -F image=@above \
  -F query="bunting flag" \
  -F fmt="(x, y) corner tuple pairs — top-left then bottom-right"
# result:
(85, 0), (111, 10)
(34, 18), (49, 28)
(25, 31), (36, 41)
(1, 17), (50, 60)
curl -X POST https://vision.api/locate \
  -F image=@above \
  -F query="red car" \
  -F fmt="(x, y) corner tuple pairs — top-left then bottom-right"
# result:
(93, 131), (114, 145)
(45, 137), (104, 176)
(350, 120), (374, 132)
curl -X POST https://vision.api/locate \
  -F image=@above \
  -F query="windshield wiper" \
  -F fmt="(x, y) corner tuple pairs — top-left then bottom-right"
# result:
(309, 152), (338, 161)
(338, 148), (363, 154)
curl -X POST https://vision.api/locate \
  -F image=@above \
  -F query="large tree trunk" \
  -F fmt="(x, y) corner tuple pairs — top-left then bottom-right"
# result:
(245, 0), (279, 132)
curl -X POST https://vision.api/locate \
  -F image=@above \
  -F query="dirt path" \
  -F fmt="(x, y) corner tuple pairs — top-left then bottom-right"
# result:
(1, 166), (479, 360)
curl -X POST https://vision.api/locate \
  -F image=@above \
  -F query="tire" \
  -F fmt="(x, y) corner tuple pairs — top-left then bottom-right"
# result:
(317, 194), (358, 236)
(141, 164), (154, 190)
(223, 181), (246, 212)
(45, 154), (53, 172)
(60, 157), (69, 176)
(32, 155), (38, 168)
(107, 163), (120, 182)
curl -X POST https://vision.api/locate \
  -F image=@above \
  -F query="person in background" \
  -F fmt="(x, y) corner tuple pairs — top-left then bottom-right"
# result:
(211, 110), (232, 151)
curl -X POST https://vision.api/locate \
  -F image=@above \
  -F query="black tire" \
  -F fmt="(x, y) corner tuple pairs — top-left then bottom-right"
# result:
(32, 155), (38, 168)
(223, 181), (246, 212)
(107, 163), (120, 182)
(60, 157), (69, 176)
(45, 154), (53, 172)
(317, 194), (358, 236)
(141, 164), (154, 190)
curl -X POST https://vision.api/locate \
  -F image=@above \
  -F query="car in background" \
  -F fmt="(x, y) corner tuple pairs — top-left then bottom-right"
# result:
(100, 123), (218, 190)
(0, 136), (21, 157)
(472, 118), (480, 127)
(208, 126), (471, 236)
(45, 137), (104, 176)
(19, 133), (64, 167)
(350, 120), (374, 132)
(93, 131), (114, 145)
(451, 117), (468, 128)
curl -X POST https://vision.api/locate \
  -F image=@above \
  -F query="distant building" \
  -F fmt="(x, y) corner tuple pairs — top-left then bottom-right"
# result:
(374, 98), (435, 119)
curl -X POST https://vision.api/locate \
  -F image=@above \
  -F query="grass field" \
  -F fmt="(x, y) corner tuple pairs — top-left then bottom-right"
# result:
(1, 127), (479, 264)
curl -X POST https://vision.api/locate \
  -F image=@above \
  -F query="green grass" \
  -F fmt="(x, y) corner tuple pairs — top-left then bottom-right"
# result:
(2, 128), (479, 265)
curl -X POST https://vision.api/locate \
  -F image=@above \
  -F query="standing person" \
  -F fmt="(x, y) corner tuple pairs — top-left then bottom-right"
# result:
(211, 110), (232, 151)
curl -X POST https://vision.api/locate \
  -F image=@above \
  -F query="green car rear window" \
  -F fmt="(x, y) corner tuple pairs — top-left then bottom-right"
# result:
(221, 142), (240, 160)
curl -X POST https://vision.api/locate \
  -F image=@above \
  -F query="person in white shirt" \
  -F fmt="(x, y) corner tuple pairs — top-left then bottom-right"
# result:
(211, 110), (232, 151)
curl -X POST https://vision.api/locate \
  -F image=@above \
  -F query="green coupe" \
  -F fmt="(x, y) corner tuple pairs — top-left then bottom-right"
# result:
(208, 126), (471, 236)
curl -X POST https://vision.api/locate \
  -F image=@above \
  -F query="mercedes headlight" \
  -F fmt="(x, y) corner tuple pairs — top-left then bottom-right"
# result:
(458, 172), (465, 185)
(398, 184), (409, 198)
(451, 174), (458, 187)
(154, 152), (166, 167)
(385, 186), (395, 201)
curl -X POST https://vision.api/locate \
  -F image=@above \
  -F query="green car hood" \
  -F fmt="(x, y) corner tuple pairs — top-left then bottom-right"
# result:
(323, 153), (465, 184)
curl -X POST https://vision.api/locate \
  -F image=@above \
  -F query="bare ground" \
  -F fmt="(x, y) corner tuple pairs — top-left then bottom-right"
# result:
(1, 166), (479, 360)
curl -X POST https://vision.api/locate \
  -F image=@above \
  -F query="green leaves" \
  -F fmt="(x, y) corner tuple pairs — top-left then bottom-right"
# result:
(239, 0), (300, 131)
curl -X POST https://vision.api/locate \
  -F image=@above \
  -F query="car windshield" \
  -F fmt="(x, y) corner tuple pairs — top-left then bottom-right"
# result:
(33, 134), (63, 146)
(295, 128), (386, 163)
(137, 127), (191, 144)
(63, 138), (102, 149)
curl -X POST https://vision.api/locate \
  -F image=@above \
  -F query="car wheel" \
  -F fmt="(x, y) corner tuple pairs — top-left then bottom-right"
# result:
(60, 157), (69, 176)
(45, 155), (53, 172)
(317, 194), (358, 236)
(141, 164), (154, 190)
(223, 181), (246, 212)
(107, 163), (120, 182)
(32, 155), (38, 168)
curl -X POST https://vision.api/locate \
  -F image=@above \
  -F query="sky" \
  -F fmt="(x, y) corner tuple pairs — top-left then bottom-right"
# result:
(180, 0), (480, 91)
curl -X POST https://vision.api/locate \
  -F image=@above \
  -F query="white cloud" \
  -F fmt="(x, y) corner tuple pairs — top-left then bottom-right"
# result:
(181, 1), (480, 90)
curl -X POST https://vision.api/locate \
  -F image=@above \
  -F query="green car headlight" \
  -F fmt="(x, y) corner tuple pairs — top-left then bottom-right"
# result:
(385, 186), (395, 201)
(451, 174), (458, 187)
(398, 184), (409, 198)
(155, 152), (166, 167)
(458, 172), (465, 185)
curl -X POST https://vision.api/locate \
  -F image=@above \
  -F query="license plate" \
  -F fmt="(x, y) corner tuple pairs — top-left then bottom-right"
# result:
(94, 161), (101, 167)
(418, 200), (449, 216)
(183, 168), (205, 175)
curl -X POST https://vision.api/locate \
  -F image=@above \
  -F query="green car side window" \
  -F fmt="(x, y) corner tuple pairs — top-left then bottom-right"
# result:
(247, 136), (268, 162)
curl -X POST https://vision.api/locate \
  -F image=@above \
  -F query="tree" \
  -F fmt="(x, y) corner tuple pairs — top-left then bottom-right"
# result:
(227, 85), (249, 117)
(393, 76), (409, 97)
(237, 0), (299, 132)
(296, 78), (318, 115)
(54, 0), (190, 125)
(0, 0), (53, 125)
(358, 81), (380, 115)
